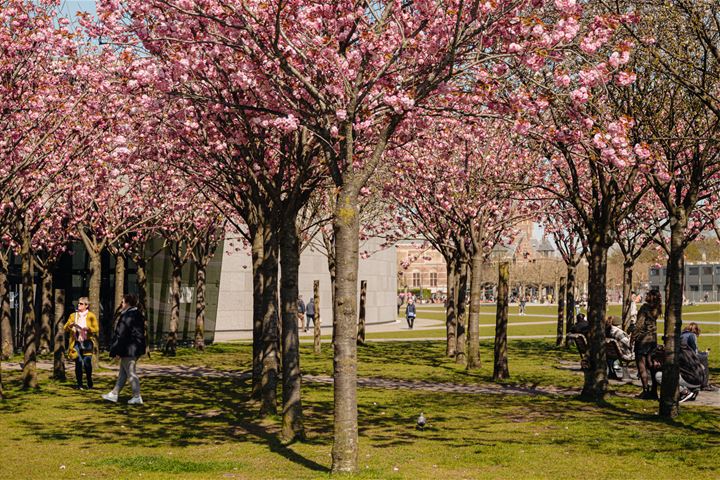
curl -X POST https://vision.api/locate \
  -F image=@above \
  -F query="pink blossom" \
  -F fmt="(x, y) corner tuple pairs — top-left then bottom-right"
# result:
(554, 0), (577, 12)
(570, 87), (589, 104)
(634, 143), (651, 159)
(554, 73), (571, 88)
(615, 71), (637, 86)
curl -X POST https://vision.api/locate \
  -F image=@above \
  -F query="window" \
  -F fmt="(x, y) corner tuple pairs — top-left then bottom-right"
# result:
(688, 267), (700, 275)
(412, 272), (421, 287)
(650, 268), (659, 276)
(430, 272), (438, 287)
(702, 267), (713, 275)
(689, 285), (699, 291)
(702, 285), (712, 291)
(716, 266), (720, 274)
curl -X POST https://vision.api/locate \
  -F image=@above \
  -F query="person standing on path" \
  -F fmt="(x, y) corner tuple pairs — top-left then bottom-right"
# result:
(628, 292), (638, 331)
(297, 295), (306, 331)
(102, 294), (146, 405)
(630, 289), (662, 399)
(304, 296), (315, 332)
(63, 297), (99, 390)
(519, 297), (527, 316)
(405, 297), (416, 329)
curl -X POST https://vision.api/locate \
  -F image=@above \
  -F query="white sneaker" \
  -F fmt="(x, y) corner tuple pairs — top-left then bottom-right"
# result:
(102, 392), (118, 403)
(128, 396), (144, 405)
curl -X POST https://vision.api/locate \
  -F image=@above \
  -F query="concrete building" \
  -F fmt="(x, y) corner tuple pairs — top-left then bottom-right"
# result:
(649, 262), (720, 302)
(214, 237), (397, 341)
(4, 237), (396, 349)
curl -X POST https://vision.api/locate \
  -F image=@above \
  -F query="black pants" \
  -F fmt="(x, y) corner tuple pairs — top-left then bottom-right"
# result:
(75, 354), (93, 388)
(407, 315), (415, 329)
(306, 314), (314, 330)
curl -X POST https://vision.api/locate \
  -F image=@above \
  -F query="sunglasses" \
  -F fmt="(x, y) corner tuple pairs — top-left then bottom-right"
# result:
(78, 302), (88, 306)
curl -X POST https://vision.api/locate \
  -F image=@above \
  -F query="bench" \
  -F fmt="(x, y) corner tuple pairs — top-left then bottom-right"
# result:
(604, 339), (633, 379)
(566, 333), (635, 380)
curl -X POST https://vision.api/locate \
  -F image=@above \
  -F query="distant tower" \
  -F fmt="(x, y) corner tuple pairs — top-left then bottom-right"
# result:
(514, 219), (536, 260)
(516, 219), (534, 241)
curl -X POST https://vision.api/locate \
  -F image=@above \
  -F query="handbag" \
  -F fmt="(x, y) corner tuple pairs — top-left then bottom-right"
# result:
(77, 339), (94, 355)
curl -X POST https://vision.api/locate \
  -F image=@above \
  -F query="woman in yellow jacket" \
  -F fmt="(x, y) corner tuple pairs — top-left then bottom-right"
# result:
(63, 297), (99, 389)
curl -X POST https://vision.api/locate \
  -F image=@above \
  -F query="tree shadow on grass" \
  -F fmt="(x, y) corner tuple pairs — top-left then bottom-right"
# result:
(13, 374), (329, 473)
(596, 397), (720, 437)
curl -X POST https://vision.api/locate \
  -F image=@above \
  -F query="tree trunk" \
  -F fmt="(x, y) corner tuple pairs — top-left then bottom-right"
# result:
(556, 277), (566, 346)
(37, 268), (52, 354)
(251, 226), (264, 399)
(659, 213), (687, 418)
(52, 288), (66, 380)
(322, 229), (337, 328)
(331, 189), (360, 473)
(493, 262), (510, 380)
(580, 240), (609, 400)
(259, 227), (280, 417)
(194, 259), (207, 351)
(114, 254), (125, 326)
(0, 252), (13, 359)
(455, 260), (468, 364)
(87, 250), (102, 343)
(313, 280), (321, 355)
(357, 280), (367, 346)
(565, 263), (576, 344)
(621, 262), (634, 332)
(279, 217), (304, 442)
(445, 257), (458, 357)
(466, 250), (483, 370)
(21, 236), (37, 389)
(165, 259), (182, 355)
(135, 257), (149, 347)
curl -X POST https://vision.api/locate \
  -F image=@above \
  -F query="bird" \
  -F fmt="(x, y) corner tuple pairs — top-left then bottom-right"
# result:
(416, 412), (426, 430)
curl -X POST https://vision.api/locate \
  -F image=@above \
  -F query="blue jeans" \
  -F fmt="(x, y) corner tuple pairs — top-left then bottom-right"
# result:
(75, 353), (93, 388)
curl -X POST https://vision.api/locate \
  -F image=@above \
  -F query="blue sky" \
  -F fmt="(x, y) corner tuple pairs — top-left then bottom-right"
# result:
(58, 1), (97, 20)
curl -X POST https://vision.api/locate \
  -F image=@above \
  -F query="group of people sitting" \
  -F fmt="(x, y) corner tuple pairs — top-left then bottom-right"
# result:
(570, 289), (711, 403)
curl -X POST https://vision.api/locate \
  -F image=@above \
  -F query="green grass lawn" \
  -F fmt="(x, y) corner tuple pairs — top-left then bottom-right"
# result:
(1, 340), (718, 479)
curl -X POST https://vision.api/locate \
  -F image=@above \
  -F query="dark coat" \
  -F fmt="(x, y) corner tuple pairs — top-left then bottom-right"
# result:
(109, 307), (146, 358)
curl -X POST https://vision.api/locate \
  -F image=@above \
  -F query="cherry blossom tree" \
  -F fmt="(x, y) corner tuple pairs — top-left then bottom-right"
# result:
(94, 0), (619, 469)
(508, 6), (652, 400)
(603, 0), (720, 417)
(615, 205), (667, 331)
(541, 203), (585, 344)
(387, 117), (529, 370)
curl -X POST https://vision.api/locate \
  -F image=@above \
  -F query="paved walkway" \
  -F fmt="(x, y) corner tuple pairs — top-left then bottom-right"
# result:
(5, 360), (717, 407)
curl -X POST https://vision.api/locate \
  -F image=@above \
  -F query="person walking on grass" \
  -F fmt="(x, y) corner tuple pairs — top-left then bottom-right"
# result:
(405, 296), (416, 329)
(64, 296), (98, 390)
(102, 294), (146, 405)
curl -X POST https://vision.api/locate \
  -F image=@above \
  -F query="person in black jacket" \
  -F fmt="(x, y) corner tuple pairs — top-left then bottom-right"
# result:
(102, 294), (147, 405)
(406, 297), (416, 329)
